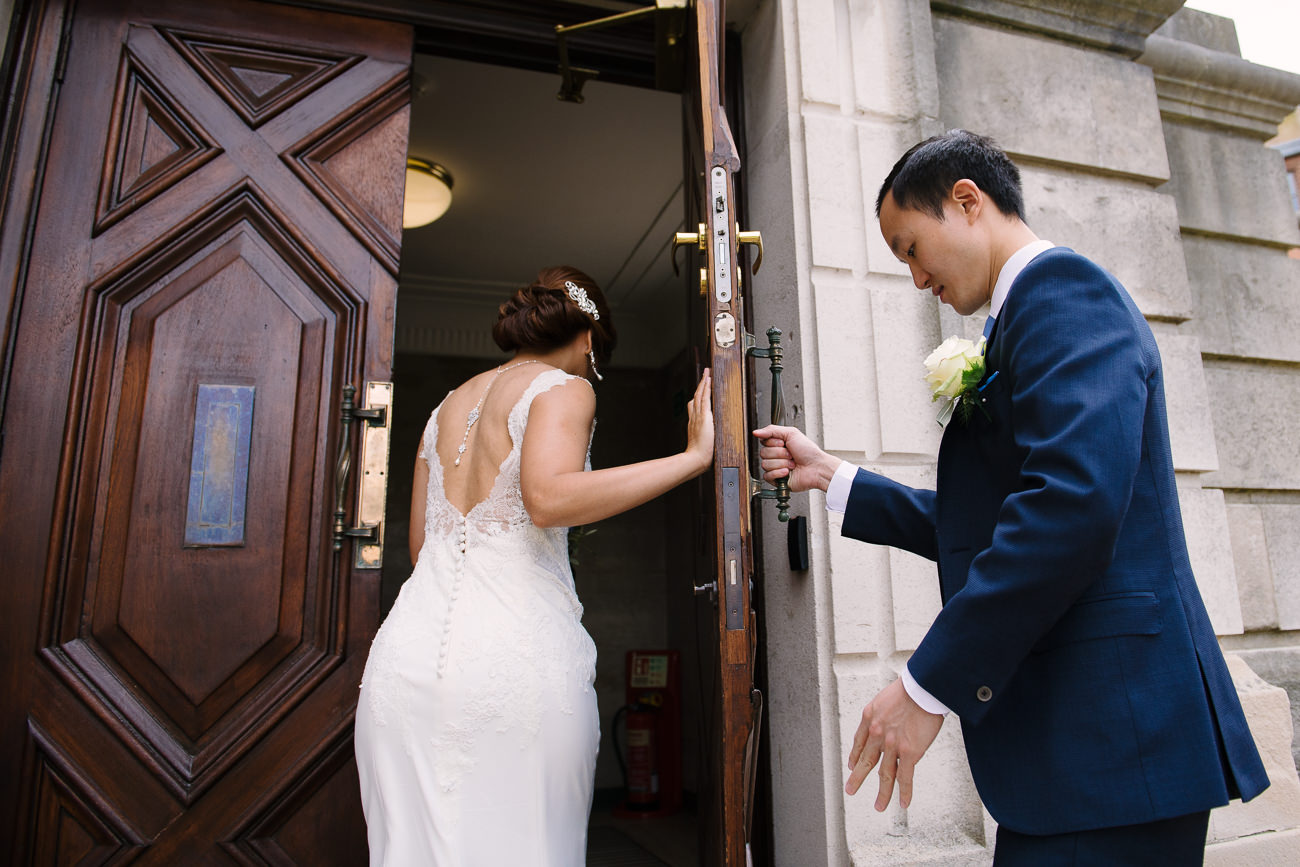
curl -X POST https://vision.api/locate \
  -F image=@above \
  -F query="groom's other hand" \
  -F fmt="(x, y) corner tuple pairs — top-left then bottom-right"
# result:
(845, 679), (944, 811)
(752, 424), (840, 493)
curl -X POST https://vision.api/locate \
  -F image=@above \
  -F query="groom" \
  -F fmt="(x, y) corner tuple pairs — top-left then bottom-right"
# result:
(755, 130), (1269, 863)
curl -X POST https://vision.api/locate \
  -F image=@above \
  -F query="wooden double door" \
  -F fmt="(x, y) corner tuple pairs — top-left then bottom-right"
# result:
(0, 0), (765, 863)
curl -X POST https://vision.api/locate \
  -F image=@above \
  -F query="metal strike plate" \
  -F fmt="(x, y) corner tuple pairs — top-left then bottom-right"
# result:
(714, 312), (736, 347)
(722, 467), (743, 630)
(353, 382), (393, 569)
(710, 166), (732, 303)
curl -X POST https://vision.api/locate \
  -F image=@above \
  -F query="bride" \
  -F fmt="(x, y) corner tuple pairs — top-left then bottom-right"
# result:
(354, 266), (714, 865)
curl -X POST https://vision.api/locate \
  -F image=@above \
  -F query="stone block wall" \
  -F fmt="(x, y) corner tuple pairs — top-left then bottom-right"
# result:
(741, 1), (1300, 863)
(1141, 8), (1300, 855)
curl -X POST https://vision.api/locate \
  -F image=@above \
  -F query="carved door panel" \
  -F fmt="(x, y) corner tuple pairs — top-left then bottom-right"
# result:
(678, 2), (763, 864)
(0, 0), (411, 860)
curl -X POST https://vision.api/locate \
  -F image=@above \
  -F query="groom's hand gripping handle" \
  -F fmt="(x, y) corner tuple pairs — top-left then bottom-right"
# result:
(751, 424), (840, 494)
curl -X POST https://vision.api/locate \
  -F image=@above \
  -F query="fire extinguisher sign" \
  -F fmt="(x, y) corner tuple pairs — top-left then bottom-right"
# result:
(629, 653), (669, 688)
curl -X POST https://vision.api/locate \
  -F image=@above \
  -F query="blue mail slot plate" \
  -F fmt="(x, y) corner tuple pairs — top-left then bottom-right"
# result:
(184, 384), (255, 546)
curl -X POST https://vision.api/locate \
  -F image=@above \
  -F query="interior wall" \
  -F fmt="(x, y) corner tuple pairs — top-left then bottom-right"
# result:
(578, 365), (675, 793)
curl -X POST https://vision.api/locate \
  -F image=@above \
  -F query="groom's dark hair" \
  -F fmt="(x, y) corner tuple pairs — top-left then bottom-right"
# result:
(875, 129), (1025, 222)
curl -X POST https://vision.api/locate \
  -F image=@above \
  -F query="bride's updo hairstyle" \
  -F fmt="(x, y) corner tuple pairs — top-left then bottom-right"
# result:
(492, 266), (618, 366)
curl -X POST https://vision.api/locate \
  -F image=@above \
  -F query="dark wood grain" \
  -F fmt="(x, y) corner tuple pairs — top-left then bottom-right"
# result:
(0, 0), (410, 858)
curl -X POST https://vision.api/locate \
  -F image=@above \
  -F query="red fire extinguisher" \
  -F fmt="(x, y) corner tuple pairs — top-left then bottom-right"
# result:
(614, 696), (662, 811)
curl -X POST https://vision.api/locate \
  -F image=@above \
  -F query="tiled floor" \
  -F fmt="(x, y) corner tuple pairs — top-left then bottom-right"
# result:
(586, 827), (669, 866)
(588, 802), (699, 867)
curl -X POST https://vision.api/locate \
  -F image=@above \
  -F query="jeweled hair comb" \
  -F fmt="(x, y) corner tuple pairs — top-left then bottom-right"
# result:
(564, 281), (600, 320)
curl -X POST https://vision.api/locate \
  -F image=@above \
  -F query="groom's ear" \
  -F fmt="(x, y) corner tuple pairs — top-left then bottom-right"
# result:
(950, 179), (983, 224)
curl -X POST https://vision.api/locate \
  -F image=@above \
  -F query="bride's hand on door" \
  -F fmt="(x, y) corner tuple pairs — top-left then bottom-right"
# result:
(684, 369), (714, 475)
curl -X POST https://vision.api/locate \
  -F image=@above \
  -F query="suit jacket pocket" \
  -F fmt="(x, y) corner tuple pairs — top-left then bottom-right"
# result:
(1031, 591), (1162, 654)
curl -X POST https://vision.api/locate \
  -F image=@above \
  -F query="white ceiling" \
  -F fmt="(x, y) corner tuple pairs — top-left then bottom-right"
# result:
(397, 51), (689, 368)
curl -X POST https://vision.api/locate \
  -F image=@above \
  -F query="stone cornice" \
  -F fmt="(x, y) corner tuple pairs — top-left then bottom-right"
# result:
(930, 0), (1184, 58)
(1140, 35), (1300, 139)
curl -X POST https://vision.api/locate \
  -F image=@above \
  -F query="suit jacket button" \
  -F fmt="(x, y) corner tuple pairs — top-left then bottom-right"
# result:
(977, 686), (993, 702)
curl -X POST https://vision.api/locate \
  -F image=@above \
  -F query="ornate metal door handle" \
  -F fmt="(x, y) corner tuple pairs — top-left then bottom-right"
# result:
(747, 327), (790, 522)
(333, 382), (394, 567)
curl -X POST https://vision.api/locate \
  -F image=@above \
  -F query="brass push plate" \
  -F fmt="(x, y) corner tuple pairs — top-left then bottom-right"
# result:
(354, 382), (393, 569)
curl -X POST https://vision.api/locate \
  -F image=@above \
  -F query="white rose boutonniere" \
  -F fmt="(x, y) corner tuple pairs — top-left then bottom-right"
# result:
(924, 335), (988, 427)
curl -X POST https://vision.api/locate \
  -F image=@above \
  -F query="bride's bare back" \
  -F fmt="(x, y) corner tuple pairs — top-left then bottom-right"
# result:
(433, 363), (550, 516)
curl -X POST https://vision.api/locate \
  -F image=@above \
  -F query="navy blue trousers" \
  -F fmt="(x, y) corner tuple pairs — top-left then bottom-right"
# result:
(993, 811), (1210, 866)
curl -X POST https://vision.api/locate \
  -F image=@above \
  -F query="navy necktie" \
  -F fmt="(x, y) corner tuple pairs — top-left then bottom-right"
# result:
(982, 315), (995, 340)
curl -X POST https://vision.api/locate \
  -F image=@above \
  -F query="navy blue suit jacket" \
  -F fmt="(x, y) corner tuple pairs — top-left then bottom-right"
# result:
(842, 248), (1268, 835)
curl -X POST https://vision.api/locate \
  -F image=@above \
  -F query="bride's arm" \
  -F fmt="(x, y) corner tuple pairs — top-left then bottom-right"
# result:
(520, 371), (713, 528)
(409, 451), (430, 561)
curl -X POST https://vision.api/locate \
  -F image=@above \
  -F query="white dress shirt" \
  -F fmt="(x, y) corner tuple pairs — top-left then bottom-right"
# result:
(825, 239), (1055, 717)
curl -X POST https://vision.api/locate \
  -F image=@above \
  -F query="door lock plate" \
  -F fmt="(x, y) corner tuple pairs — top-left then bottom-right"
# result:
(714, 312), (736, 347)
(710, 167), (732, 303)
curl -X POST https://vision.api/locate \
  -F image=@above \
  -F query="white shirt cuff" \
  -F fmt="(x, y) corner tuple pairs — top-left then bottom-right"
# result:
(901, 664), (951, 716)
(824, 460), (858, 514)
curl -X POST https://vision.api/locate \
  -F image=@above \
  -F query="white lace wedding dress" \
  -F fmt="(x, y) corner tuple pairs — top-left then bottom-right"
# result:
(355, 368), (599, 866)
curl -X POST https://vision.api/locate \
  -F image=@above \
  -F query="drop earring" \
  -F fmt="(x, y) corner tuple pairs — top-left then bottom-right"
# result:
(587, 349), (603, 382)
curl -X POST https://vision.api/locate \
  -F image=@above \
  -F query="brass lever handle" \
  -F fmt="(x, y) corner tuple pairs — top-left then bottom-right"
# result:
(737, 228), (763, 274)
(671, 222), (706, 276)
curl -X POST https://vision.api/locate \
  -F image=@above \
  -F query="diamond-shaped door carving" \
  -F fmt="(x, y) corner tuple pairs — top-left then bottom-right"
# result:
(222, 728), (368, 865)
(94, 50), (220, 234)
(51, 186), (357, 802)
(25, 723), (148, 865)
(161, 28), (361, 127)
(287, 81), (409, 274)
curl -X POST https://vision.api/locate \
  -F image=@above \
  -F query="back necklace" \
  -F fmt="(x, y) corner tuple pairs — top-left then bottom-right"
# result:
(454, 360), (542, 466)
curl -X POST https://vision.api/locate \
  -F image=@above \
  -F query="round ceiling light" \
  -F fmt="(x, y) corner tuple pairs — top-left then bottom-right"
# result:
(403, 158), (454, 229)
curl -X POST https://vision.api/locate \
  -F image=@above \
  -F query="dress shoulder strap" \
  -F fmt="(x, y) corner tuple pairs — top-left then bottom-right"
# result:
(417, 391), (454, 462)
(508, 369), (592, 444)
